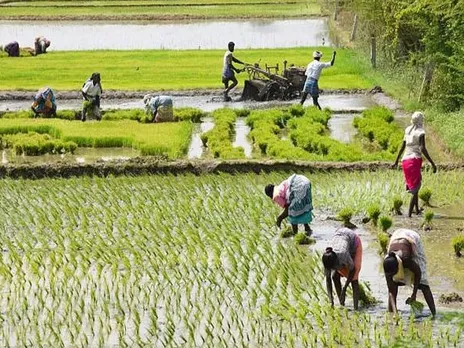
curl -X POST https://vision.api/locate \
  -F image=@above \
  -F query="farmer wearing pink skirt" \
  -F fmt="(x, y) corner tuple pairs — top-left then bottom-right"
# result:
(393, 111), (437, 217)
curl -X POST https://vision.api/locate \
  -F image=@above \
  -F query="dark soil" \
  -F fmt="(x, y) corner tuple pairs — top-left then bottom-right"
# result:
(1, 159), (464, 179)
(0, 88), (368, 101)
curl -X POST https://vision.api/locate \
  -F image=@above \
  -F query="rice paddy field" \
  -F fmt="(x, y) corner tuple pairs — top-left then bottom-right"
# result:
(0, 48), (370, 91)
(0, 171), (463, 347)
(0, 0), (321, 19)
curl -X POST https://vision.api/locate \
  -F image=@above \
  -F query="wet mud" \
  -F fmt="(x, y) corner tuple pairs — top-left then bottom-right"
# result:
(2, 159), (464, 180)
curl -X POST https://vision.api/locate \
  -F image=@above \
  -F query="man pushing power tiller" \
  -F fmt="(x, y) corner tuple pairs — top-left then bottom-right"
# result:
(300, 50), (336, 109)
(222, 41), (246, 102)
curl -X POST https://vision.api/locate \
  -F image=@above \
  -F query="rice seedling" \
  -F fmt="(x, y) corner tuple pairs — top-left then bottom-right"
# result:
(391, 195), (403, 215)
(366, 204), (381, 226)
(419, 188), (433, 207)
(451, 235), (464, 257)
(294, 232), (315, 245)
(337, 207), (355, 228)
(280, 226), (296, 238)
(377, 232), (390, 255)
(422, 210), (434, 230)
(378, 216), (393, 233)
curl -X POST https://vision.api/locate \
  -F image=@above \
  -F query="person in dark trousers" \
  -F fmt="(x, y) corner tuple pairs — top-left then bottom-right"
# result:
(2, 41), (20, 57)
(222, 41), (245, 102)
(383, 228), (436, 317)
(393, 111), (437, 217)
(81, 73), (102, 122)
(300, 50), (336, 109)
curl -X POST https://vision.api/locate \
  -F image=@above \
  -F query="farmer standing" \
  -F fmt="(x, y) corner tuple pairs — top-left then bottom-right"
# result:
(81, 73), (102, 122)
(143, 94), (174, 123)
(383, 228), (436, 316)
(322, 228), (362, 310)
(393, 111), (437, 217)
(264, 174), (313, 235)
(222, 41), (246, 102)
(300, 50), (336, 109)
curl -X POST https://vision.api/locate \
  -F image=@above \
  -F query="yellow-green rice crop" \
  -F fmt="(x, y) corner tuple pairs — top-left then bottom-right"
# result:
(0, 118), (193, 158)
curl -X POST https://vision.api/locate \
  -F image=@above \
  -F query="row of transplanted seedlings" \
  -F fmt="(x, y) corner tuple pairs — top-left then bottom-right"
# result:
(0, 173), (462, 346)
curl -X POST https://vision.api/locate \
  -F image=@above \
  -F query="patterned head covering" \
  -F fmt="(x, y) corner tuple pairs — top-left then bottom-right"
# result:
(313, 51), (323, 58)
(409, 111), (424, 134)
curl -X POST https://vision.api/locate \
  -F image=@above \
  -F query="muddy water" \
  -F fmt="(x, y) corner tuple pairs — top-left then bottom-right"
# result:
(233, 118), (252, 157)
(0, 19), (329, 50)
(1, 147), (140, 165)
(187, 117), (214, 159)
(0, 94), (376, 113)
(328, 113), (358, 143)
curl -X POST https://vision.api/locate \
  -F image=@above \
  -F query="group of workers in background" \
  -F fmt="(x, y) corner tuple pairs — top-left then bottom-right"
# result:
(1, 36), (51, 57)
(31, 72), (173, 123)
(266, 110), (437, 316)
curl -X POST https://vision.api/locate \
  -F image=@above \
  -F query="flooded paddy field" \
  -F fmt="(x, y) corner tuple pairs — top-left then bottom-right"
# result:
(0, 18), (329, 50)
(0, 171), (462, 346)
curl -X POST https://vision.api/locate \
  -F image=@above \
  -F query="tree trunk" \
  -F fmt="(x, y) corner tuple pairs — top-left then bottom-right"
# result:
(370, 35), (376, 68)
(418, 63), (434, 103)
(350, 14), (358, 41)
(334, 0), (339, 21)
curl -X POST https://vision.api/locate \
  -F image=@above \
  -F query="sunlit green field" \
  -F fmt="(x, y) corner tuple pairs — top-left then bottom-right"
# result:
(0, 48), (373, 91)
(0, 0), (321, 19)
(0, 171), (463, 346)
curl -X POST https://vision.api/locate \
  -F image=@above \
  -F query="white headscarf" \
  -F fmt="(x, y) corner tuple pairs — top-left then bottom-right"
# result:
(313, 50), (323, 58)
(409, 111), (424, 134)
(143, 94), (152, 105)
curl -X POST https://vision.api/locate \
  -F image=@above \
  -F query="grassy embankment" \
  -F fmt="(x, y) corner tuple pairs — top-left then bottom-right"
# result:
(0, 0), (320, 19)
(0, 172), (463, 346)
(0, 48), (374, 91)
(0, 118), (193, 158)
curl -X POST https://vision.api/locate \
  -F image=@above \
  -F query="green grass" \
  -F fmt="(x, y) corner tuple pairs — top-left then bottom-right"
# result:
(0, 48), (375, 91)
(0, 172), (462, 346)
(0, 0), (320, 18)
(427, 109), (464, 158)
(0, 118), (193, 158)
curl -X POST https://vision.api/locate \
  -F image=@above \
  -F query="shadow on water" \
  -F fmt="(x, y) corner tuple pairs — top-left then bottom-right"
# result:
(0, 19), (330, 50)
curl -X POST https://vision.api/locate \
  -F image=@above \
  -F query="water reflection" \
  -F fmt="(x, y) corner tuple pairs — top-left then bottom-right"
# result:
(0, 19), (330, 50)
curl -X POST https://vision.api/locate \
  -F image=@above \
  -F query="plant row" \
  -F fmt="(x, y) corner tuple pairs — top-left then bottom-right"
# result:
(201, 108), (245, 159)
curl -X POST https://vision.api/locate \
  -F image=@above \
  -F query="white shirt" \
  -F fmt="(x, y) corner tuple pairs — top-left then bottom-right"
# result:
(402, 126), (425, 160)
(82, 80), (102, 97)
(222, 50), (233, 78)
(305, 60), (332, 80)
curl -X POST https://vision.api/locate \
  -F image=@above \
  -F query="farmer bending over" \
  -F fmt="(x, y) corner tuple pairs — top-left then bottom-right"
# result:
(31, 87), (57, 117)
(300, 50), (336, 109)
(143, 95), (174, 123)
(34, 36), (51, 55)
(222, 41), (246, 102)
(383, 228), (436, 316)
(81, 73), (102, 122)
(265, 174), (313, 236)
(322, 228), (362, 310)
(2, 41), (20, 57)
